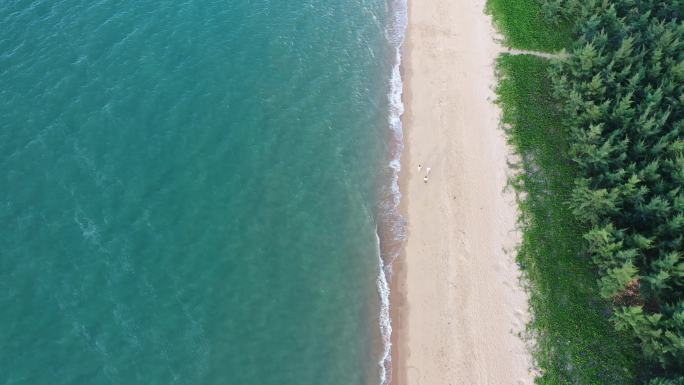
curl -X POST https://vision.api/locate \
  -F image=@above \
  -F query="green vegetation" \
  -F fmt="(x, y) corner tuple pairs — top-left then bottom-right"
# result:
(490, 0), (684, 383)
(498, 53), (639, 384)
(548, 1), (684, 383)
(486, 0), (572, 52)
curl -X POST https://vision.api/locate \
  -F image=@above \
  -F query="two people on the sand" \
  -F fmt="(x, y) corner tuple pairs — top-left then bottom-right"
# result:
(418, 164), (431, 183)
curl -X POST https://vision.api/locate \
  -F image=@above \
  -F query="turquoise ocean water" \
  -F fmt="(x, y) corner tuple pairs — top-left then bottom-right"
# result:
(1, 0), (407, 384)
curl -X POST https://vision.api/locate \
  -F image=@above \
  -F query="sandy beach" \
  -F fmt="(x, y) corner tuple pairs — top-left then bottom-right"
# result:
(391, 0), (534, 384)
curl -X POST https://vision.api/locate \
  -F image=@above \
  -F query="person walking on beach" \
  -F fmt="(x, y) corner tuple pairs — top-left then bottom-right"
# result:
(423, 167), (432, 183)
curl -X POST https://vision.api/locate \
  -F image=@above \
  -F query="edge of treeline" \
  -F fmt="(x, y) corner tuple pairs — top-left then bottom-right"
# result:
(488, 0), (684, 383)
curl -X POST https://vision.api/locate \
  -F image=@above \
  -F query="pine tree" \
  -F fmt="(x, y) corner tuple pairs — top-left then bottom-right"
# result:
(543, 0), (684, 380)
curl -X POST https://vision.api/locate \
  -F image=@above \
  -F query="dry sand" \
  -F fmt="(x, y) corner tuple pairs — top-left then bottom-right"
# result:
(391, 0), (534, 384)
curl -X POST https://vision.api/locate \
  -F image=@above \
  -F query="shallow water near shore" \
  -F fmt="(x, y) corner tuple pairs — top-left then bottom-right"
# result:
(0, 1), (404, 384)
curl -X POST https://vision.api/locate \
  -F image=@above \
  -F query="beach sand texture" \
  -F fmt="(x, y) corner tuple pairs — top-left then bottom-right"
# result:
(392, 0), (534, 384)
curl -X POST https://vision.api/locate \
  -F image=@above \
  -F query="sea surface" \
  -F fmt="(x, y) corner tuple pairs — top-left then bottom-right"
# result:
(0, 0), (406, 384)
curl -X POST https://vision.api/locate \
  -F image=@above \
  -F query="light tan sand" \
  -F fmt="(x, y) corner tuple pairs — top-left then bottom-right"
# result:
(392, 0), (534, 384)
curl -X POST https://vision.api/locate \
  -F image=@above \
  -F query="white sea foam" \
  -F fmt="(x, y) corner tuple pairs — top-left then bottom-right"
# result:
(375, 231), (393, 385)
(383, 0), (408, 258)
(377, 1), (407, 384)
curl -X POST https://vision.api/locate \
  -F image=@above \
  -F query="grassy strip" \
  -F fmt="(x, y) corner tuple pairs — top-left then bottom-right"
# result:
(486, 0), (572, 52)
(488, 2), (640, 382)
(497, 54), (640, 384)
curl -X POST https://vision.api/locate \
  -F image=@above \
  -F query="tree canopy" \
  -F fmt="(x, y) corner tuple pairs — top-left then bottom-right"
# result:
(544, 0), (684, 382)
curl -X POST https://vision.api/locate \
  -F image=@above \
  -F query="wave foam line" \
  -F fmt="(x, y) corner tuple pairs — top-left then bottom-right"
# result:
(377, 1), (407, 385)
(376, 231), (393, 385)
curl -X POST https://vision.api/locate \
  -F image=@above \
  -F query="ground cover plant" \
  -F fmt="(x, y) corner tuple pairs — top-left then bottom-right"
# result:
(486, 0), (572, 52)
(498, 53), (639, 385)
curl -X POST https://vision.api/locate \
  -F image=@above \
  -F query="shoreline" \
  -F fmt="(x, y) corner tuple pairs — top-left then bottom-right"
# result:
(390, 0), (534, 384)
